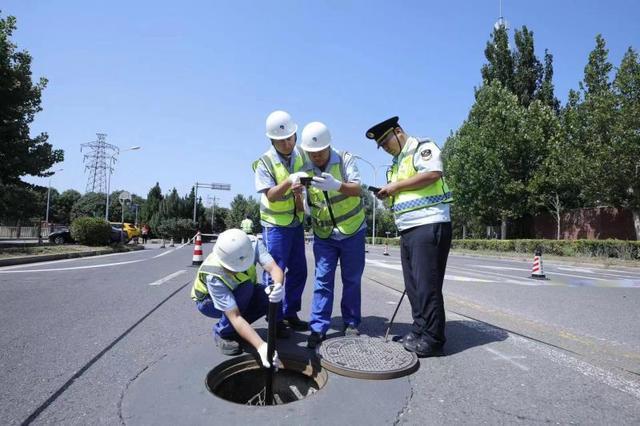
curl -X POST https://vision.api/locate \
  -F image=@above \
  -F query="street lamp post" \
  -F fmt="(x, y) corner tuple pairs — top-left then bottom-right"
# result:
(45, 168), (64, 225)
(354, 156), (378, 246)
(105, 146), (141, 221)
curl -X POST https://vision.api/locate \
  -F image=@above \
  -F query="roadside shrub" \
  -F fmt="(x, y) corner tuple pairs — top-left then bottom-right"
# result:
(70, 217), (111, 246)
(156, 218), (196, 241)
(451, 239), (640, 260)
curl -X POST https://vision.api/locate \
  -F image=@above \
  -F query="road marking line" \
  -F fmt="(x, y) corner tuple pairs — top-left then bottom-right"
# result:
(484, 347), (529, 371)
(462, 320), (640, 400)
(0, 259), (145, 273)
(367, 260), (496, 283)
(148, 270), (186, 286)
(472, 265), (527, 272)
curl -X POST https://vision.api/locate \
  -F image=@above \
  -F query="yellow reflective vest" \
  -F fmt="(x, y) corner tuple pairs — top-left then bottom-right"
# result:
(190, 253), (257, 301)
(386, 137), (453, 216)
(252, 147), (306, 226)
(307, 151), (365, 239)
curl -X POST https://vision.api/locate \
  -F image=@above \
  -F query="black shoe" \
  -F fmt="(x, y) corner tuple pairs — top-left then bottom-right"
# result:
(275, 321), (292, 338)
(404, 334), (443, 358)
(343, 324), (360, 337)
(283, 315), (309, 331)
(215, 334), (242, 356)
(401, 332), (420, 347)
(307, 331), (325, 349)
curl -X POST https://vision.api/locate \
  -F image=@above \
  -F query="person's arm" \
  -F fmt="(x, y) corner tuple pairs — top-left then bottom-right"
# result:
(377, 171), (442, 199)
(225, 307), (264, 350)
(262, 260), (284, 284)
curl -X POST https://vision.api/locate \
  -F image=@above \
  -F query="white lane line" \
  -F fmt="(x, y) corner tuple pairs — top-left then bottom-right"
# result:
(447, 265), (545, 286)
(0, 249), (150, 271)
(484, 347), (529, 371)
(366, 259), (496, 283)
(472, 265), (527, 272)
(153, 249), (175, 258)
(461, 320), (640, 400)
(148, 270), (186, 286)
(0, 259), (145, 273)
(557, 266), (639, 280)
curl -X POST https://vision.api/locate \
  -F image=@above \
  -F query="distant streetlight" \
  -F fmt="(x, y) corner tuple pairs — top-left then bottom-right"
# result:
(45, 168), (64, 224)
(353, 155), (379, 246)
(105, 146), (141, 221)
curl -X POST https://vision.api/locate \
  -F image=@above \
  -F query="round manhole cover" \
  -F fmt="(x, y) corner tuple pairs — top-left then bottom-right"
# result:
(317, 336), (419, 380)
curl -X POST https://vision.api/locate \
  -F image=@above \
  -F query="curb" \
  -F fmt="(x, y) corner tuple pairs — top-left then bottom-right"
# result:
(0, 245), (144, 267)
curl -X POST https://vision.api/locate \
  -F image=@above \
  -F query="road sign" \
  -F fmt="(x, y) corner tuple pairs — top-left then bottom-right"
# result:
(118, 191), (131, 205)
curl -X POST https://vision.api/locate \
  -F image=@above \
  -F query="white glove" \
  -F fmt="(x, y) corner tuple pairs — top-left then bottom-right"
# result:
(311, 172), (342, 192)
(258, 342), (283, 369)
(288, 171), (309, 185)
(265, 282), (284, 303)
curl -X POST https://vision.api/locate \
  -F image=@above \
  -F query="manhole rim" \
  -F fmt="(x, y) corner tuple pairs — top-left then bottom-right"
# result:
(205, 353), (328, 406)
(317, 336), (420, 380)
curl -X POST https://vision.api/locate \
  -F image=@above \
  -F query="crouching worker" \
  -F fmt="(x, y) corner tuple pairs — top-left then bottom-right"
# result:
(191, 228), (288, 368)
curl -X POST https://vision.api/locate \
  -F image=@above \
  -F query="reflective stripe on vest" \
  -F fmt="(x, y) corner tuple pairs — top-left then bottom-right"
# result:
(252, 147), (305, 226)
(307, 151), (365, 239)
(190, 254), (257, 301)
(387, 138), (453, 215)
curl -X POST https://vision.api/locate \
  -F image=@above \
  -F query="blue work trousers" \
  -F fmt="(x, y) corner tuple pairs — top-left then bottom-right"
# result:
(262, 225), (307, 318)
(196, 282), (269, 339)
(309, 228), (365, 334)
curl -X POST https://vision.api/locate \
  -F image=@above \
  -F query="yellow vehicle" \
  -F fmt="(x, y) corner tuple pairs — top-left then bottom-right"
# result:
(110, 222), (141, 241)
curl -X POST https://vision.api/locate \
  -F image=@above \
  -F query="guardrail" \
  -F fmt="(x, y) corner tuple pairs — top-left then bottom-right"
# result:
(0, 226), (51, 239)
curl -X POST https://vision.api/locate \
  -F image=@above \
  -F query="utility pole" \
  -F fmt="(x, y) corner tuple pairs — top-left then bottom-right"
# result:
(208, 196), (219, 231)
(193, 182), (230, 223)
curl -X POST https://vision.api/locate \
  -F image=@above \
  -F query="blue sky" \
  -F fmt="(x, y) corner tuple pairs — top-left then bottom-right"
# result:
(5, 0), (639, 208)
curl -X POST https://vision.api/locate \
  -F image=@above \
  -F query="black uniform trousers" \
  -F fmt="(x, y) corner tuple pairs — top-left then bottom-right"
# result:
(399, 221), (452, 347)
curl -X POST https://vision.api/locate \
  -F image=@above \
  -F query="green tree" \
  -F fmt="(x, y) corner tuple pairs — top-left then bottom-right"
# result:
(51, 189), (81, 225)
(577, 35), (618, 206)
(0, 13), (64, 219)
(513, 26), (543, 107)
(538, 50), (560, 112)
(0, 13), (64, 185)
(481, 24), (514, 92)
(612, 47), (640, 238)
(70, 192), (106, 220)
(141, 182), (162, 226)
(226, 194), (259, 230)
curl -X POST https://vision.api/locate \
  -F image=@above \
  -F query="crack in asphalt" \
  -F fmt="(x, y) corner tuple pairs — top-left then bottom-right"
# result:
(489, 406), (557, 423)
(118, 353), (168, 426)
(393, 376), (414, 425)
(20, 281), (191, 426)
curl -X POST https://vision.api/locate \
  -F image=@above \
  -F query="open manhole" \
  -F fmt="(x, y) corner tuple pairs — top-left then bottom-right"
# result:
(317, 336), (419, 380)
(206, 354), (327, 406)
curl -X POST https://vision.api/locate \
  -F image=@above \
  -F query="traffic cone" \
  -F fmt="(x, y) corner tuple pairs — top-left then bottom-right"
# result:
(531, 248), (546, 279)
(383, 240), (390, 256)
(170, 238), (175, 247)
(160, 238), (166, 249)
(181, 237), (185, 244)
(192, 232), (203, 265)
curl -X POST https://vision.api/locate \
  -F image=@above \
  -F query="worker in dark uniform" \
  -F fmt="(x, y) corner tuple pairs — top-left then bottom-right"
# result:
(365, 116), (453, 357)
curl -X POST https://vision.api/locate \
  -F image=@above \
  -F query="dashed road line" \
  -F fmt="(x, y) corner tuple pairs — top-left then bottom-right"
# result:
(148, 270), (186, 286)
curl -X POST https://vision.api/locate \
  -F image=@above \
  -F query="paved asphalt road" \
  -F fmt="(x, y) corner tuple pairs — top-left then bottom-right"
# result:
(0, 243), (638, 425)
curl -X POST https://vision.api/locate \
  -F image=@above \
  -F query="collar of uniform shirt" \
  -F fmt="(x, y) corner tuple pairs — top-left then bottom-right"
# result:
(311, 148), (340, 174)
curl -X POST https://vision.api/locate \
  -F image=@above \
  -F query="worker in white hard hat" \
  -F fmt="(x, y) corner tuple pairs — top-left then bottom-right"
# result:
(299, 122), (367, 349)
(252, 110), (311, 333)
(190, 228), (287, 366)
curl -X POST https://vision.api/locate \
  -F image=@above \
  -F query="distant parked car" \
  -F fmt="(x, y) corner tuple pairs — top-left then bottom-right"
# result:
(49, 228), (73, 245)
(110, 222), (140, 241)
(49, 227), (125, 245)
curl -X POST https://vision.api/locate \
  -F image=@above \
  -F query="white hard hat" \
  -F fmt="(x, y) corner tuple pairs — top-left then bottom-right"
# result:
(213, 229), (255, 272)
(265, 110), (298, 140)
(301, 122), (331, 152)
